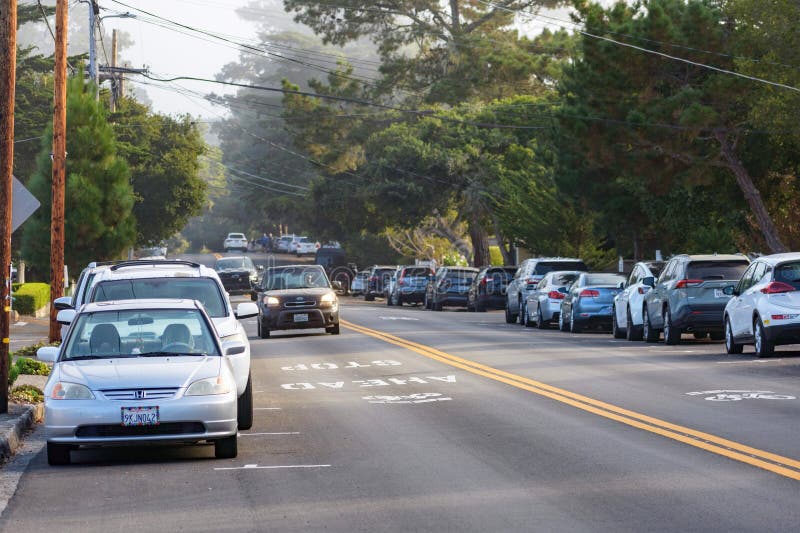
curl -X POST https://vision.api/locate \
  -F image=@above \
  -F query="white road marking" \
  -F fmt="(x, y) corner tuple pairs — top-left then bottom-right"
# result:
(717, 360), (780, 364)
(214, 464), (331, 471)
(281, 375), (457, 390)
(254, 407), (282, 410)
(686, 390), (796, 401)
(240, 432), (300, 436)
(379, 316), (420, 321)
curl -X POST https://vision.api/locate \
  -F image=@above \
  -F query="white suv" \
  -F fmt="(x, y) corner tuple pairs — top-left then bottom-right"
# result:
(56, 259), (258, 429)
(612, 261), (666, 340)
(724, 253), (800, 357)
(224, 232), (248, 253)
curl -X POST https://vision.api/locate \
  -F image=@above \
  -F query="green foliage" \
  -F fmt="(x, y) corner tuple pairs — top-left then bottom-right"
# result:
(11, 340), (60, 359)
(489, 246), (504, 266)
(20, 74), (137, 274)
(14, 357), (51, 377)
(8, 353), (19, 386)
(10, 385), (44, 404)
(12, 283), (50, 315)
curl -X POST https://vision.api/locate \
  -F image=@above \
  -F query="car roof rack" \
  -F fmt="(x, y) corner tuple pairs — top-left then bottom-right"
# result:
(87, 260), (127, 268)
(109, 259), (201, 271)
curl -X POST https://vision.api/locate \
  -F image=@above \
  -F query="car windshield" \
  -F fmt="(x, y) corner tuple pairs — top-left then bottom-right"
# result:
(263, 267), (330, 290)
(90, 278), (227, 317)
(774, 262), (800, 289)
(62, 308), (220, 360)
(215, 258), (254, 271)
(585, 274), (626, 286)
(403, 267), (431, 278)
(646, 262), (666, 277)
(686, 260), (749, 280)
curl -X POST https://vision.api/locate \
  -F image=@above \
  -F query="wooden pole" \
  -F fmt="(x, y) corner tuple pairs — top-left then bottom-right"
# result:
(110, 29), (117, 112)
(49, 0), (68, 343)
(0, 0), (18, 413)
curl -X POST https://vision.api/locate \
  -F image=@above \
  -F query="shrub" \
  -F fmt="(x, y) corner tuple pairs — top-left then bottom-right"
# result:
(8, 353), (19, 386)
(12, 283), (50, 315)
(10, 385), (44, 404)
(12, 340), (59, 359)
(15, 357), (51, 376)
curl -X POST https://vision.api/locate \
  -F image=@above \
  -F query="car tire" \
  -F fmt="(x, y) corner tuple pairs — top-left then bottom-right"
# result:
(475, 302), (486, 312)
(386, 293), (394, 306)
(365, 293), (374, 302)
(570, 308), (582, 333)
(433, 300), (443, 311)
(327, 323), (340, 335)
(214, 434), (238, 459)
(47, 443), (71, 466)
(612, 307), (625, 339)
(518, 300), (525, 325)
(505, 303), (516, 324)
(725, 317), (744, 355)
(523, 303), (535, 328)
(663, 308), (680, 345)
(258, 317), (270, 339)
(626, 308), (642, 341)
(558, 308), (568, 331)
(642, 307), (659, 343)
(754, 318), (774, 358)
(237, 373), (254, 430)
(536, 306), (546, 329)
(709, 331), (724, 341)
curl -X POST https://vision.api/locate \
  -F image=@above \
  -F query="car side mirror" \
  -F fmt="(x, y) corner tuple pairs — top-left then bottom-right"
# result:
(723, 285), (737, 296)
(618, 281), (625, 290)
(56, 309), (76, 326)
(222, 341), (246, 356)
(36, 346), (60, 363)
(53, 295), (73, 311)
(235, 302), (259, 319)
(642, 276), (655, 288)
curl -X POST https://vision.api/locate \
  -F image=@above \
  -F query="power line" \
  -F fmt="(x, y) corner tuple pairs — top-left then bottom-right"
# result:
(201, 156), (311, 191)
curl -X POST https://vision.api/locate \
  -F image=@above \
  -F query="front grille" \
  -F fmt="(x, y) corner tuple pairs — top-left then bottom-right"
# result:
(75, 422), (206, 438)
(285, 300), (315, 308)
(100, 388), (179, 401)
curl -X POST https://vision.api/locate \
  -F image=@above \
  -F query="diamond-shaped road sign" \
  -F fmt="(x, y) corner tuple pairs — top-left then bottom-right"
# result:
(11, 175), (40, 232)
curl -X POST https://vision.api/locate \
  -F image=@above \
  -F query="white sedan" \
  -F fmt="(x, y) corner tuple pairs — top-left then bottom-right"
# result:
(38, 299), (245, 465)
(223, 232), (248, 252)
(612, 261), (666, 340)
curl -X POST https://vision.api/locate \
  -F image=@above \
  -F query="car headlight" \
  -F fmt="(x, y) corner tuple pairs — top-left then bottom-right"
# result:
(221, 332), (246, 344)
(320, 292), (337, 306)
(263, 296), (280, 307)
(186, 375), (232, 396)
(50, 382), (95, 400)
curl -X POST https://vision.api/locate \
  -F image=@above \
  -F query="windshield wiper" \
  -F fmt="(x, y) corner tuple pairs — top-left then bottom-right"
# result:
(137, 351), (207, 357)
(65, 354), (131, 361)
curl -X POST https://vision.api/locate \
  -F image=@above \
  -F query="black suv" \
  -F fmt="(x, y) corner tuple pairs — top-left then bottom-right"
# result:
(467, 266), (517, 311)
(425, 267), (479, 310)
(214, 256), (260, 295)
(364, 265), (397, 301)
(387, 266), (435, 306)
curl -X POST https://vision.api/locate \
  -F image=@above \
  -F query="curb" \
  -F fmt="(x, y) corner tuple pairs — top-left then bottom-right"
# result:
(0, 403), (44, 463)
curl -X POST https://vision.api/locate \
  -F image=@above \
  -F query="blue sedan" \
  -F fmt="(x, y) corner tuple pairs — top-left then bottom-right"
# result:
(559, 273), (626, 333)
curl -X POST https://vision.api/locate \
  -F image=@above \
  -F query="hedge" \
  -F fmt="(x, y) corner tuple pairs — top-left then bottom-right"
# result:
(13, 282), (50, 315)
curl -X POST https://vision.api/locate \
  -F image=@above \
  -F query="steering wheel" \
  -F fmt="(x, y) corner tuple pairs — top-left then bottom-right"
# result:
(161, 342), (193, 353)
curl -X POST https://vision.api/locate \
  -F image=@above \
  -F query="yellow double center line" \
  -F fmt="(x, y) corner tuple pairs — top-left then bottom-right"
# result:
(342, 319), (800, 481)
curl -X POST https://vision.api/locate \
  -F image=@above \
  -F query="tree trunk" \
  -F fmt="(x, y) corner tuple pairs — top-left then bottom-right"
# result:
(469, 215), (489, 267)
(492, 217), (514, 265)
(715, 131), (787, 254)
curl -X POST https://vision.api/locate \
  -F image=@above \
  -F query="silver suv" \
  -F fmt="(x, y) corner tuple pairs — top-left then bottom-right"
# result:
(505, 258), (587, 324)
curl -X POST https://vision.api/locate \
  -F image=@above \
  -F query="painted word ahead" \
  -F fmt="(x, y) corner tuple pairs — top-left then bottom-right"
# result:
(281, 375), (457, 390)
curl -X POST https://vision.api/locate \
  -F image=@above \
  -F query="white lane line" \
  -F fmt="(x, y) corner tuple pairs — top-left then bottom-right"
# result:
(254, 407), (281, 410)
(240, 432), (299, 436)
(214, 464), (331, 471)
(718, 359), (780, 364)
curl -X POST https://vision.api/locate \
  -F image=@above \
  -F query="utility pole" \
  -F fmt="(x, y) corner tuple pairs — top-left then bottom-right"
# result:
(110, 29), (118, 112)
(0, 0), (18, 413)
(49, 0), (68, 343)
(87, 0), (99, 98)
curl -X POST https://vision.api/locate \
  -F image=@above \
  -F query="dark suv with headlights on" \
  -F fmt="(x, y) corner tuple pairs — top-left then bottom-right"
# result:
(254, 264), (340, 338)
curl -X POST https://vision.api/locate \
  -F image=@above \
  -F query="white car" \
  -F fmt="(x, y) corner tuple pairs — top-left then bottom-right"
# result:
(724, 253), (800, 357)
(223, 232), (248, 253)
(287, 236), (307, 254)
(54, 261), (118, 340)
(276, 235), (294, 253)
(295, 237), (319, 256)
(56, 259), (258, 430)
(612, 261), (666, 340)
(38, 299), (243, 465)
(524, 270), (582, 328)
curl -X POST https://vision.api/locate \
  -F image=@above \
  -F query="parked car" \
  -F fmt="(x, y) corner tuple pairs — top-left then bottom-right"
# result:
(275, 235), (294, 253)
(611, 261), (666, 340)
(38, 299), (245, 465)
(641, 254), (750, 344)
(351, 270), (369, 296)
(288, 235), (307, 254)
(387, 265), (435, 306)
(71, 259), (258, 430)
(723, 253), (800, 357)
(523, 270), (582, 328)
(559, 273), (626, 333)
(53, 261), (120, 340)
(506, 258), (588, 324)
(214, 255), (261, 295)
(467, 266), (517, 312)
(364, 265), (397, 301)
(383, 266), (402, 303)
(295, 237), (319, 256)
(254, 264), (340, 337)
(424, 267), (479, 310)
(223, 232), (248, 253)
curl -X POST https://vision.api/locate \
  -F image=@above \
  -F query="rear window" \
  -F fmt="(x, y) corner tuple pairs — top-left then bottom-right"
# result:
(534, 261), (587, 274)
(403, 267), (431, 277)
(552, 272), (580, 286)
(686, 260), (749, 281)
(228, 233), (245, 240)
(774, 262), (800, 289)
(446, 270), (477, 281)
(585, 274), (626, 286)
(486, 268), (515, 281)
(91, 278), (227, 317)
(646, 262), (666, 277)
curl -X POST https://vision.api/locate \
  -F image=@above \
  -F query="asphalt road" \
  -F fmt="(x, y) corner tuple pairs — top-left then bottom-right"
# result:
(2, 257), (799, 531)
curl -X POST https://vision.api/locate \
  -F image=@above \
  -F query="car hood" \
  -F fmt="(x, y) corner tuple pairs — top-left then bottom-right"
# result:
(263, 287), (333, 298)
(216, 268), (254, 274)
(55, 356), (221, 390)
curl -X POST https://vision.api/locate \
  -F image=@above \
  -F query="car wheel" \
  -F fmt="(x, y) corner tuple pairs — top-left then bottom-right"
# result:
(433, 300), (443, 311)
(505, 303), (516, 324)
(258, 317), (270, 339)
(725, 317), (744, 355)
(327, 323), (340, 335)
(365, 293), (374, 302)
(664, 308), (680, 345)
(394, 293), (402, 306)
(570, 307), (582, 333)
(47, 442), (71, 466)
(612, 307), (625, 339)
(237, 373), (254, 430)
(626, 308), (642, 341)
(643, 307), (659, 343)
(523, 303), (535, 327)
(214, 434), (238, 459)
(754, 318), (774, 358)
(558, 307), (568, 331)
(476, 303), (486, 312)
(518, 300), (525, 325)
(536, 306), (546, 329)
(386, 293), (394, 306)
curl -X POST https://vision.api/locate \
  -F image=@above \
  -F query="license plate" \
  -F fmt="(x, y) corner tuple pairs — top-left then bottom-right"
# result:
(121, 406), (159, 426)
(714, 289), (726, 298)
(294, 313), (309, 323)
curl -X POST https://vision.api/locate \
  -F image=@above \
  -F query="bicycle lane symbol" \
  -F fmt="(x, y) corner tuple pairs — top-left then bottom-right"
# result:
(686, 390), (797, 401)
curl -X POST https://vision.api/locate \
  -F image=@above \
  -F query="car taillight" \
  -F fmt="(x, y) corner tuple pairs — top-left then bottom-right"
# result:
(398, 277), (405, 286)
(761, 281), (796, 294)
(369, 276), (377, 282)
(579, 289), (599, 297)
(479, 277), (488, 285)
(548, 290), (565, 299)
(675, 279), (703, 289)
(637, 286), (650, 295)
